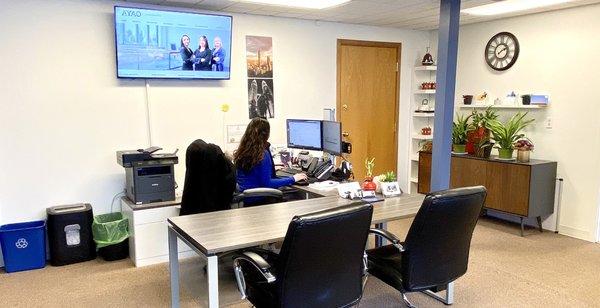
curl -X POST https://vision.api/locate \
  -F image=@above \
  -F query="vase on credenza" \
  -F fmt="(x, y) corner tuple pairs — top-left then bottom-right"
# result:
(362, 177), (377, 191)
(517, 150), (530, 163)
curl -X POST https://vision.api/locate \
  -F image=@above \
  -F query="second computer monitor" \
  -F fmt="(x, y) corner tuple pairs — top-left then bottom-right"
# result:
(322, 120), (342, 156)
(287, 119), (322, 151)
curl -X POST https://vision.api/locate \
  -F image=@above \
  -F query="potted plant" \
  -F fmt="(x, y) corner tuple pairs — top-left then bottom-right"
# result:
(514, 139), (534, 162)
(466, 107), (498, 154)
(452, 113), (471, 153)
(379, 171), (401, 197)
(362, 157), (377, 191)
(488, 112), (535, 159)
(474, 136), (494, 158)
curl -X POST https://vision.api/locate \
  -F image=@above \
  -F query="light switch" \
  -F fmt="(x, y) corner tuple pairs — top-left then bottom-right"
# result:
(544, 117), (552, 129)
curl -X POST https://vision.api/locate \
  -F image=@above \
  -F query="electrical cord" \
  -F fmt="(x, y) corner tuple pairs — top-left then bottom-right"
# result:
(110, 189), (126, 213)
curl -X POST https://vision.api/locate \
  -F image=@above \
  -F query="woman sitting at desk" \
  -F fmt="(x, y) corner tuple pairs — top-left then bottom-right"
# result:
(234, 118), (307, 195)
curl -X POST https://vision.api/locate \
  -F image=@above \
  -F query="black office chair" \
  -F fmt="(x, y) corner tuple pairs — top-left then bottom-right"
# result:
(233, 202), (373, 308)
(180, 139), (283, 215)
(366, 186), (487, 307)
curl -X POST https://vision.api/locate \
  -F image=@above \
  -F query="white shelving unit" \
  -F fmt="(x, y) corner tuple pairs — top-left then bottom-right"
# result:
(459, 104), (546, 109)
(414, 89), (436, 94)
(409, 65), (437, 193)
(412, 134), (433, 140)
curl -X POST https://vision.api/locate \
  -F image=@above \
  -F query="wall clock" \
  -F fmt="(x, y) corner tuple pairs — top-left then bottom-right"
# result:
(485, 32), (519, 71)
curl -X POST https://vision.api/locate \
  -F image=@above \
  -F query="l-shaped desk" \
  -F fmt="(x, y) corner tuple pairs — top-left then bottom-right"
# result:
(167, 186), (429, 308)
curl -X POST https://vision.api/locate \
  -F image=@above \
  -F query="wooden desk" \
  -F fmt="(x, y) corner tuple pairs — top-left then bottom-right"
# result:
(167, 191), (424, 307)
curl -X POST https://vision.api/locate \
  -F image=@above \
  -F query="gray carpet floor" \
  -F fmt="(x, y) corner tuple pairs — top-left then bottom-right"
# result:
(1, 217), (599, 307)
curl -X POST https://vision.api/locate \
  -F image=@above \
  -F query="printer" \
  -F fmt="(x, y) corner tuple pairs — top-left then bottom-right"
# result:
(116, 146), (178, 205)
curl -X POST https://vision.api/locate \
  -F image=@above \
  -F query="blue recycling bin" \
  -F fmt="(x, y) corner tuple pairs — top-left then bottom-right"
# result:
(0, 220), (47, 273)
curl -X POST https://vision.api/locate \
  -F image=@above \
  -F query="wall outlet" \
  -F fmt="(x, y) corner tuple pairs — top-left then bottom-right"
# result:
(544, 117), (553, 129)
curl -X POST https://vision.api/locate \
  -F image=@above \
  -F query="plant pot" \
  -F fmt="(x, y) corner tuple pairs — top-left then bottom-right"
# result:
(463, 95), (473, 105)
(517, 150), (530, 162)
(452, 144), (466, 153)
(498, 148), (514, 159)
(475, 143), (494, 158)
(362, 177), (377, 191)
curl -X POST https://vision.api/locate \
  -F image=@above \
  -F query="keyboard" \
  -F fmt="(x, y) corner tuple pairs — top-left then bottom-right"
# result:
(279, 167), (303, 175)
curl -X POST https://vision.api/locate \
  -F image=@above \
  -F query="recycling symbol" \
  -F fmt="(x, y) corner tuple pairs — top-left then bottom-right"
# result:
(15, 238), (28, 249)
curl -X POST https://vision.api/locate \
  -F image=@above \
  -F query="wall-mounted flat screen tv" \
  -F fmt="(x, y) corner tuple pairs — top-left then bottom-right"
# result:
(114, 6), (232, 79)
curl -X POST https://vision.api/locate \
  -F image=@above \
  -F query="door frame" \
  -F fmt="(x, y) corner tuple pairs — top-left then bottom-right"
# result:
(336, 39), (402, 173)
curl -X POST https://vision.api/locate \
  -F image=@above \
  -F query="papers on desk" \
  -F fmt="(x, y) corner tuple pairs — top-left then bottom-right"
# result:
(309, 180), (339, 191)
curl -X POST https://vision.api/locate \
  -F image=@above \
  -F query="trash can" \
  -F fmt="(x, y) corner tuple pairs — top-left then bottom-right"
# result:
(47, 203), (96, 266)
(0, 220), (46, 273)
(92, 213), (129, 261)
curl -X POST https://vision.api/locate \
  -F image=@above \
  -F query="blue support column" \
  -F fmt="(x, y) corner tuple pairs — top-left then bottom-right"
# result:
(431, 0), (461, 191)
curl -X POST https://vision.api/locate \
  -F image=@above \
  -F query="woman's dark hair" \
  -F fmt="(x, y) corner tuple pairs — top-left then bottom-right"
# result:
(199, 36), (210, 50)
(234, 117), (270, 171)
(180, 35), (190, 48)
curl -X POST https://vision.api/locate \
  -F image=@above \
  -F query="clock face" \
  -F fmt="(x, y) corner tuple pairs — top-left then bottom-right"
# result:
(485, 32), (520, 71)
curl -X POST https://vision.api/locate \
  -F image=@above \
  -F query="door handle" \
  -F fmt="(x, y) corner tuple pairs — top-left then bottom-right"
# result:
(342, 104), (348, 110)
(342, 131), (350, 137)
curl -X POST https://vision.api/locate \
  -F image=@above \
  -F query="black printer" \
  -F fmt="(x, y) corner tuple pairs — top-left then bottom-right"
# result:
(116, 146), (178, 204)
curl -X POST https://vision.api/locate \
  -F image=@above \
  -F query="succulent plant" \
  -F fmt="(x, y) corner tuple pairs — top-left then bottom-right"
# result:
(380, 171), (397, 183)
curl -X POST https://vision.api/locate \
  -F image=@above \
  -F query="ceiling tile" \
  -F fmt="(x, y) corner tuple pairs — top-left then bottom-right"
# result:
(124, 0), (600, 30)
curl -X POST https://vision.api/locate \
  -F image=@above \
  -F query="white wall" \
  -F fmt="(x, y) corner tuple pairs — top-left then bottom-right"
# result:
(430, 4), (600, 241)
(0, 0), (429, 264)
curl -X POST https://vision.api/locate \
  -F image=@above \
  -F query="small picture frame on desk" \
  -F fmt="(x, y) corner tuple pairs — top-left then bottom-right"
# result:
(381, 182), (402, 198)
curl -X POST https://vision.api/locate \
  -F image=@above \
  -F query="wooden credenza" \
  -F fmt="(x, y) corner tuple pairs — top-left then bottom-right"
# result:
(418, 152), (557, 234)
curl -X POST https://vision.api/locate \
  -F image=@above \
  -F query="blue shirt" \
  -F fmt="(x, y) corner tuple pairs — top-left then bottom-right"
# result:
(237, 150), (294, 191)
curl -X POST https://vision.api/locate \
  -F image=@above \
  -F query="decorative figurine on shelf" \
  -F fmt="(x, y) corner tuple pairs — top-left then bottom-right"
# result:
(422, 47), (434, 66)
(420, 82), (436, 90)
(417, 98), (433, 113)
(514, 139), (534, 162)
(362, 157), (377, 191)
(421, 126), (432, 135)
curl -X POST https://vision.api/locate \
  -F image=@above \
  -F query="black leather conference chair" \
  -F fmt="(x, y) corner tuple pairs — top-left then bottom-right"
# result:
(233, 202), (373, 308)
(366, 186), (487, 307)
(180, 139), (283, 215)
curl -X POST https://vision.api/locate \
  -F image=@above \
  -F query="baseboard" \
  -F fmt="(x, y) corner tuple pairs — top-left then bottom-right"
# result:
(134, 250), (197, 267)
(558, 225), (595, 242)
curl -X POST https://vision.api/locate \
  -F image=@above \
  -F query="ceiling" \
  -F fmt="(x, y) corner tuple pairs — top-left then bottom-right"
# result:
(124, 0), (600, 30)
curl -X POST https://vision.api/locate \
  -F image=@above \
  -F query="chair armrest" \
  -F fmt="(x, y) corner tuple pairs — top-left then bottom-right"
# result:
(242, 188), (284, 199)
(369, 228), (405, 252)
(233, 251), (277, 299)
(234, 251), (277, 283)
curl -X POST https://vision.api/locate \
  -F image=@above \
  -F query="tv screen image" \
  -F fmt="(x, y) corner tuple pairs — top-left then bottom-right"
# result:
(114, 7), (232, 79)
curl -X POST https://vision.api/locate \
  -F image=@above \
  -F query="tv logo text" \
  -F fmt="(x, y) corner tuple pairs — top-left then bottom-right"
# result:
(121, 10), (142, 17)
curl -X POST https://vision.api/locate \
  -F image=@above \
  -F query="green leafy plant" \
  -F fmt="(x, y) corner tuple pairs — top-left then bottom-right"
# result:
(488, 112), (535, 150)
(380, 171), (397, 183)
(452, 113), (472, 145)
(475, 136), (494, 158)
(469, 107), (499, 131)
(365, 157), (375, 178)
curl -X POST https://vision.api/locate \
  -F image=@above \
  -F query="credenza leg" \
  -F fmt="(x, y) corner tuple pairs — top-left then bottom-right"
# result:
(536, 216), (543, 233)
(520, 217), (525, 237)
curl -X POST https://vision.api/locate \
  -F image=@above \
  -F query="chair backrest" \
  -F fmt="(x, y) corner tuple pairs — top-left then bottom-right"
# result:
(180, 139), (236, 215)
(402, 186), (486, 291)
(275, 202), (373, 308)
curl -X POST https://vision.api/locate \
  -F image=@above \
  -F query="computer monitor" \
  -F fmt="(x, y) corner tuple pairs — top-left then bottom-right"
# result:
(322, 121), (342, 156)
(286, 119), (322, 151)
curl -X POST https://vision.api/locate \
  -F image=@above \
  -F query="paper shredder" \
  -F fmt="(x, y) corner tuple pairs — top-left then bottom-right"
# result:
(47, 203), (96, 266)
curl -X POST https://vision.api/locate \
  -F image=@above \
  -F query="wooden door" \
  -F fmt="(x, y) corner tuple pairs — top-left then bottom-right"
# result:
(337, 40), (400, 180)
